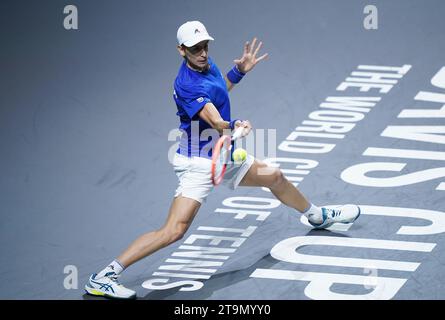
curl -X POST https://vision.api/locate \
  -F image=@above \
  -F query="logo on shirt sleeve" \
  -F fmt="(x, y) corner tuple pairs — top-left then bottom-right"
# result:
(197, 97), (204, 103)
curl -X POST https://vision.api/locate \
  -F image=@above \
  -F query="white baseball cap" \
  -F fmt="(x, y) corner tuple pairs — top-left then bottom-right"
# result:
(177, 21), (214, 47)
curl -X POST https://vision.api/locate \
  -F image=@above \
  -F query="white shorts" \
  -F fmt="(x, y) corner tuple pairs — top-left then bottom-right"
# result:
(173, 152), (255, 204)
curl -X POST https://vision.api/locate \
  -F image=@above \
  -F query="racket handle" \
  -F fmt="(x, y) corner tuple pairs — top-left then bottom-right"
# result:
(231, 126), (245, 141)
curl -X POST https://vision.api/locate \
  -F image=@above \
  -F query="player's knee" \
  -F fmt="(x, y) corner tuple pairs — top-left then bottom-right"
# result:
(165, 224), (188, 244)
(269, 168), (285, 189)
(169, 232), (184, 244)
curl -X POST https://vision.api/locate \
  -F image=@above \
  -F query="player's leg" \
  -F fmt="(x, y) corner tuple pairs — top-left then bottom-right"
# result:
(239, 159), (310, 212)
(85, 195), (201, 299)
(239, 159), (360, 228)
(117, 195), (201, 267)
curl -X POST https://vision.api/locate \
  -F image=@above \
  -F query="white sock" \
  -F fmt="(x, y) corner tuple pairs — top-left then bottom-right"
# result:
(301, 203), (323, 224)
(97, 260), (125, 278)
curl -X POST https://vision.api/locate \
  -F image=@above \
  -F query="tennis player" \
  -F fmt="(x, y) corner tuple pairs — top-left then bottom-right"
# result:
(85, 21), (360, 299)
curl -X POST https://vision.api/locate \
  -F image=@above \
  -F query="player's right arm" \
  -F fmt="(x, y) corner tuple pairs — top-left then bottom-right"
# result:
(198, 102), (231, 134)
(199, 103), (252, 136)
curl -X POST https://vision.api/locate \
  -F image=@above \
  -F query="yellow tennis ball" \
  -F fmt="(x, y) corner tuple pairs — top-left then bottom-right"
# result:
(233, 148), (247, 163)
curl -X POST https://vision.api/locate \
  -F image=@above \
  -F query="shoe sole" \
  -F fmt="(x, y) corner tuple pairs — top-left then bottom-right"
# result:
(84, 285), (136, 300)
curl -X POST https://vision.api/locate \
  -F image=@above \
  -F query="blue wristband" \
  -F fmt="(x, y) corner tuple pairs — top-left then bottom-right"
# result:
(229, 119), (241, 130)
(226, 66), (245, 84)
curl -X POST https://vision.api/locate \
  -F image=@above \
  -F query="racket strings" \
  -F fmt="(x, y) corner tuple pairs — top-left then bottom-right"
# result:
(214, 140), (231, 178)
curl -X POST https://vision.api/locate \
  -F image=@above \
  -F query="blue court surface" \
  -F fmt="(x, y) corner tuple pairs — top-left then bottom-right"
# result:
(1, 0), (445, 300)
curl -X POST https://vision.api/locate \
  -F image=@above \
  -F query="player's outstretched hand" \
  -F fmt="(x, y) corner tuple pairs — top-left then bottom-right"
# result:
(234, 37), (268, 74)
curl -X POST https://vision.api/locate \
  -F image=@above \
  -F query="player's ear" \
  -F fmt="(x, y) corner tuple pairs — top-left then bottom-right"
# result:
(177, 45), (186, 57)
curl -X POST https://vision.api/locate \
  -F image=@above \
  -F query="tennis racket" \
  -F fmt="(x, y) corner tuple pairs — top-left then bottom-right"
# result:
(211, 126), (245, 186)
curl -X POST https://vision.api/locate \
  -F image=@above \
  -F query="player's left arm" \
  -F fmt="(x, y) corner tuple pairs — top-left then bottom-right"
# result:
(224, 75), (235, 92)
(225, 37), (269, 92)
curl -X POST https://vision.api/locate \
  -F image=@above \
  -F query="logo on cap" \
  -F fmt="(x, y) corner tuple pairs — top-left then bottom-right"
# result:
(194, 28), (200, 34)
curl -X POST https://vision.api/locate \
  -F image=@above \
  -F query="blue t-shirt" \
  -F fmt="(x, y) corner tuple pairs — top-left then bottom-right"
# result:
(173, 57), (231, 159)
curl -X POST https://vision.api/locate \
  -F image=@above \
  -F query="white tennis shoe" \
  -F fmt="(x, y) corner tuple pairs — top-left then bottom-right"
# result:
(308, 204), (361, 229)
(85, 272), (136, 299)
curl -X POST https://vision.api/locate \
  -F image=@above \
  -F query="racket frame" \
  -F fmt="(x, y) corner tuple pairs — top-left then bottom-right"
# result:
(211, 135), (232, 186)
